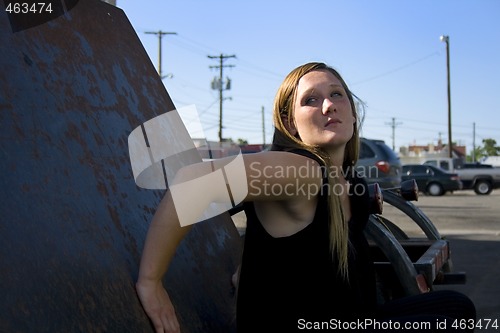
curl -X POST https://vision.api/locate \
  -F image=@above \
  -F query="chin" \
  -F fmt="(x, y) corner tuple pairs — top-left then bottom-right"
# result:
(302, 131), (353, 148)
(319, 136), (352, 150)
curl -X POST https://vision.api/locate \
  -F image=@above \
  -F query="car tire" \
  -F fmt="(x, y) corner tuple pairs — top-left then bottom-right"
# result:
(474, 180), (492, 195)
(426, 183), (443, 196)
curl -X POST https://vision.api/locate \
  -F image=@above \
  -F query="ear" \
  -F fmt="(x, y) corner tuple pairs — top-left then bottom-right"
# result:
(282, 114), (298, 136)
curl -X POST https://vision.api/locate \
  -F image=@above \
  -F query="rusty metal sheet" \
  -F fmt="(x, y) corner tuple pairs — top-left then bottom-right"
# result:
(0, 1), (241, 332)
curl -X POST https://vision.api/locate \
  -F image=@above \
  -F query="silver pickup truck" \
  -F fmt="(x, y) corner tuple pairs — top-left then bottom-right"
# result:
(423, 157), (500, 195)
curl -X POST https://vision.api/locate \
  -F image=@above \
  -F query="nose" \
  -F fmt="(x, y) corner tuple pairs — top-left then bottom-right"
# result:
(322, 98), (336, 115)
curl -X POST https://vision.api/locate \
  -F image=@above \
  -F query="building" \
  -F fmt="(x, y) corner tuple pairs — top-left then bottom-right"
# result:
(399, 139), (466, 165)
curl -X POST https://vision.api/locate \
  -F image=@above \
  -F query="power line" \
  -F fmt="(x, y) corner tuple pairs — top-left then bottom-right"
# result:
(351, 51), (439, 86)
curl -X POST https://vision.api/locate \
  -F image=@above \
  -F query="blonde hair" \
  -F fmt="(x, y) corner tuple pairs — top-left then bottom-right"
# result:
(271, 62), (362, 279)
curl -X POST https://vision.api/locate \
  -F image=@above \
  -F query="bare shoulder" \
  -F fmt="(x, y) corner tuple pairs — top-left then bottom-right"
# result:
(242, 150), (323, 178)
(171, 150), (324, 204)
(242, 151), (324, 202)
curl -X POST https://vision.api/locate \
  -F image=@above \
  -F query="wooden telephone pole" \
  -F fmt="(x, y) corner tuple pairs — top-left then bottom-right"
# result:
(145, 30), (177, 79)
(208, 54), (236, 142)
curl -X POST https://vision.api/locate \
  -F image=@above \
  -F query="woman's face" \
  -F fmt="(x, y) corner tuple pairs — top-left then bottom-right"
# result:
(289, 69), (355, 150)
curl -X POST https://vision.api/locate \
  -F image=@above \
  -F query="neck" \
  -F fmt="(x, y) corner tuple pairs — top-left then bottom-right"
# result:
(319, 146), (346, 182)
(325, 146), (345, 170)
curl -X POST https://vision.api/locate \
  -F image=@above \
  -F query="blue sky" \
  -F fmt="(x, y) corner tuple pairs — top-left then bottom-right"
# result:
(116, 0), (500, 155)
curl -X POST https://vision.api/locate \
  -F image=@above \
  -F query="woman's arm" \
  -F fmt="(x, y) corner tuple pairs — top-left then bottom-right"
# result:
(136, 190), (189, 333)
(135, 151), (323, 332)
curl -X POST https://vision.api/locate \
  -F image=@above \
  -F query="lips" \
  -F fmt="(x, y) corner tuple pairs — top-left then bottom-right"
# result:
(325, 118), (342, 127)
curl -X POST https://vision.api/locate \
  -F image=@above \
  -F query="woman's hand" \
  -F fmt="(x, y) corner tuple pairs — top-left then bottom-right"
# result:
(136, 279), (180, 333)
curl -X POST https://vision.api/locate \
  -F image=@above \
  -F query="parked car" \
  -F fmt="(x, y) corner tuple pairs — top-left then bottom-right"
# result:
(356, 138), (402, 188)
(401, 164), (463, 196)
(423, 157), (500, 195)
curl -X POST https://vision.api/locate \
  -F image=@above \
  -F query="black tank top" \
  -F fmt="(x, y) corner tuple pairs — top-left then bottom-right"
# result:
(236, 149), (376, 332)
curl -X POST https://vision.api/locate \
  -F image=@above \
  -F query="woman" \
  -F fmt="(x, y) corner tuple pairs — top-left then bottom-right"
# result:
(136, 62), (475, 332)
(236, 62), (377, 332)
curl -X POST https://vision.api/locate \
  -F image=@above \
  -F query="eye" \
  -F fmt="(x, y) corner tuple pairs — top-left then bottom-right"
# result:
(304, 96), (318, 105)
(331, 91), (343, 98)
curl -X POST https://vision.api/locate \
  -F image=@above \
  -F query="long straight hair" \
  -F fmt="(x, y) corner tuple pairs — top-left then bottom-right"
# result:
(271, 62), (362, 279)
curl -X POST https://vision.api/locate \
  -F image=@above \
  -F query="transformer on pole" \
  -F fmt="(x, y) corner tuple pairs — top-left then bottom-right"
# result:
(208, 54), (236, 142)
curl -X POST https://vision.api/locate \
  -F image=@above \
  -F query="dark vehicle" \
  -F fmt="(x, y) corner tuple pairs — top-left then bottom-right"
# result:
(356, 138), (402, 188)
(402, 164), (463, 196)
(458, 162), (494, 169)
(423, 157), (500, 195)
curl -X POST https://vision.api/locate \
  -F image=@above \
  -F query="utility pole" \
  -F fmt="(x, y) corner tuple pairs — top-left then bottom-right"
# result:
(145, 30), (177, 79)
(208, 53), (236, 142)
(385, 117), (403, 151)
(262, 106), (266, 145)
(472, 122), (476, 162)
(440, 35), (453, 158)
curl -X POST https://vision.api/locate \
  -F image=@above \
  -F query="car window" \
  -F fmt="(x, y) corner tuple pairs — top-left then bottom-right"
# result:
(359, 141), (375, 159)
(439, 161), (450, 170)
(374, 141), (399, 159)
(424, 160), (437, 167)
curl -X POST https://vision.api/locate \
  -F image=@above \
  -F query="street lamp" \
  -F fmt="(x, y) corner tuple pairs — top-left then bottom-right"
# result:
(440, 35), (453, 158)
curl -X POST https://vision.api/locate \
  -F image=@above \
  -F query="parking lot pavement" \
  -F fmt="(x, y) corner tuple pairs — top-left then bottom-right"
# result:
(434, 234), (500, 327)
(388, 190), (500, 331)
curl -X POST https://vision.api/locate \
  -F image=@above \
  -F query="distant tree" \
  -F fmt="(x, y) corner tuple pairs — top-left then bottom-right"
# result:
(237, 138), (248, 146)
(482, 138), (500, 156)
(467, 138), (500, 162)
(467, 147), (485, 162)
